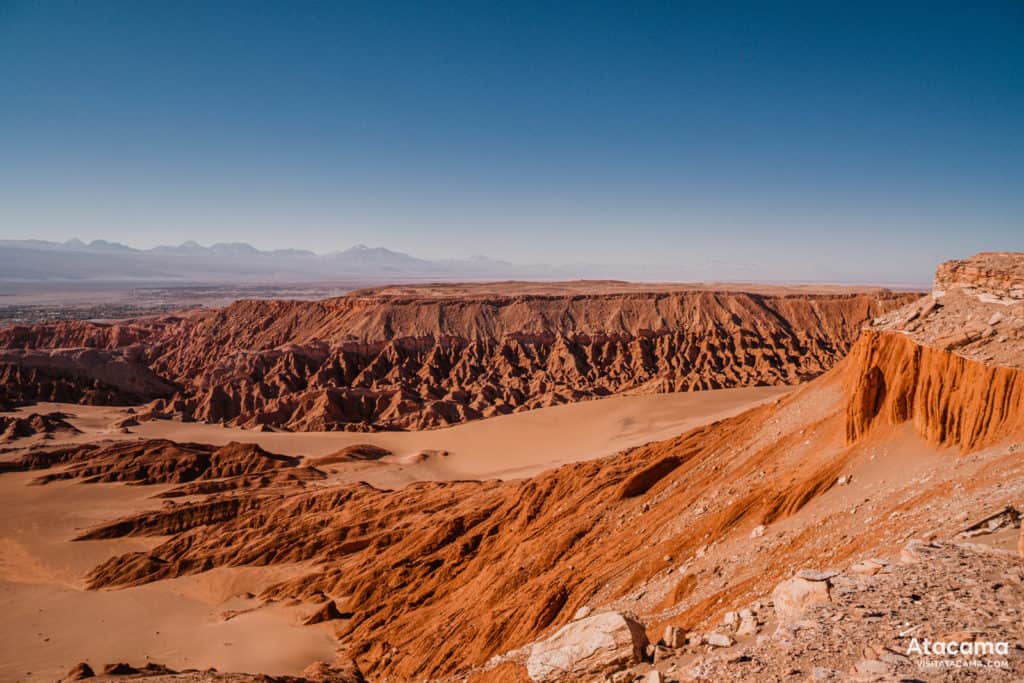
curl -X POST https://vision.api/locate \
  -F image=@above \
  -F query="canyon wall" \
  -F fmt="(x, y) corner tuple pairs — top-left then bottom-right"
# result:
(0, 288), (913, 430)
(845, 330), (1024, 451)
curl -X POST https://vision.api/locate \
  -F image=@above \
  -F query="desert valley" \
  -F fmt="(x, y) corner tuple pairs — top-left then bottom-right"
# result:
(1, 252), (1022, 682)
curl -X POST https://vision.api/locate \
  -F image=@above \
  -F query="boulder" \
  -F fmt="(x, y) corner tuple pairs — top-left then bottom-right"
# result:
(849, 560), (884, 576)
(771, 577), (831, 621)
(662, 624), (685, 648)
(703, 632), (735, 648)
(736, 614), (758, 636)
(796, 569), (838, 581)
(525, 611), (649, 682)
(102, 663), (139, 675)
(64, 663), (95, 680)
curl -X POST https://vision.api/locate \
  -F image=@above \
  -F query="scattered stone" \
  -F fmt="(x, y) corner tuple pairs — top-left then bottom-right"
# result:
(772, 577), (831, 621)
(703, 632), (735, 648)
(957, 506), (1021, 538)
(797, 569), (838, 581)
(837, 475), (850, 485)
(301, 658), (366, 683)
(852, 659), (890, 675)
(750, 524), (765, 538)
(662, 624), (685, 649)
(849, 560), (884, 576)
(526, 612), (649, 682)
(736, 614), (758, 636)
(899, 541), (930, 564)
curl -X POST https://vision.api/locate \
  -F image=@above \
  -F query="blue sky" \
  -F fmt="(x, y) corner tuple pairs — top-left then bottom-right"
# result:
(1, 1), (1021, 283)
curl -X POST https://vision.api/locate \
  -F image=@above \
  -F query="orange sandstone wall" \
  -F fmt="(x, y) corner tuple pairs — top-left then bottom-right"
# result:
(845, 330), (1024, 452)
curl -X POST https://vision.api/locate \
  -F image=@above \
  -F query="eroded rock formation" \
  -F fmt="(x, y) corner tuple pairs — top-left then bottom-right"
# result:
(4, 258), (1022, 681)
(850, 252), (1024, 450)
(0, 411), (80, 442)
(0, 286), (912, 430)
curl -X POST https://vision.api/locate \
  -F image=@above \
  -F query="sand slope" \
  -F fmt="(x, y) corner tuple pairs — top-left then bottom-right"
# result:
(0, 386), (784, 680)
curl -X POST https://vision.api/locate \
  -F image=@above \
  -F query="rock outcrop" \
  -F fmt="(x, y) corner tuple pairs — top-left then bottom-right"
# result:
(0, 411), (80, 442)
(850, 253), (1024, 450)
(845, 329), (1024, 451)
(525, 612), (648, 682)
(0, 285), (912, 430)
(0, 439), (308, 486)
(0, 348), (176, 408)
(688, 542), (1024, 680)
(934, 251), (1024, 300)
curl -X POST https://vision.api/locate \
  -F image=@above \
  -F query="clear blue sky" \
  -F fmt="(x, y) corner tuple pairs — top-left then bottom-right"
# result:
(1, 1), (1021, 283)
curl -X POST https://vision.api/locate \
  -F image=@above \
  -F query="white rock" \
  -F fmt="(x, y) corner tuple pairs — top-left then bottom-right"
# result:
(736, 615), (758, 636)
(572, 606), (592, 621)
(526, 612), (649, 682)
(702, 632), (735, 648)
(662, 625), (685, 649)
(771, 577), (831, 621)
(749, 525), (765, 538)
(796, 569), (839, 581)
(646, 671), (665, 683)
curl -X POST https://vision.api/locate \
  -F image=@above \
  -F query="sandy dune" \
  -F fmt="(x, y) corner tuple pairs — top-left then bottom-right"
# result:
(7, 385), (788, 488)
(0, 471), (336, 682)
(0, 386), (785, 680)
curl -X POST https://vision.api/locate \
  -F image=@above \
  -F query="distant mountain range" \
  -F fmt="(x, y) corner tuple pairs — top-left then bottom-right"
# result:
(0, 238), (909, 286)
(0, 238), (575, 283)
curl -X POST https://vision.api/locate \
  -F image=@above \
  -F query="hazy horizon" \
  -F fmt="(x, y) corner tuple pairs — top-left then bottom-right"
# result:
(2, 1), (1022, 284)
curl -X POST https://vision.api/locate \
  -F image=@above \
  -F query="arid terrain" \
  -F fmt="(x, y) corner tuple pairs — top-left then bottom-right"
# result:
(0, 281), (911, 430)
(2, 260), (1024, 683)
